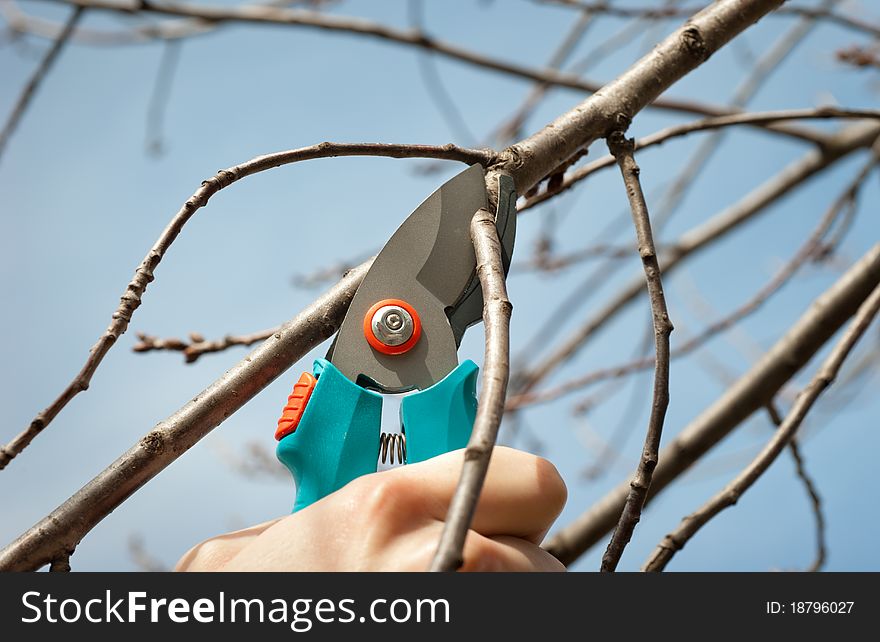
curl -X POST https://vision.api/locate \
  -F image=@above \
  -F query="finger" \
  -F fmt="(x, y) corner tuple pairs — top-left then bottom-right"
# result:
(459, 532), (566, 572)
(393, 446), (567, 544)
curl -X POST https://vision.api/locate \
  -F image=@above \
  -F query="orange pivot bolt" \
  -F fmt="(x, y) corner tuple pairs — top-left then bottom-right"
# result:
(275, 371), (317, 440)
(363, 298), (422, 355)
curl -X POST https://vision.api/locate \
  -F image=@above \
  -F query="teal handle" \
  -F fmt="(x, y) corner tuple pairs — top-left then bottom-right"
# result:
(276, 359), (479, 512)
(402, 360), (478, 464)
(276, 359), (381, 512)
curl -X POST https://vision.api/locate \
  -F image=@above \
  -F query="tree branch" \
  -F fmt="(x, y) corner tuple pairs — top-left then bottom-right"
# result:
(509, 145), (878, 409)
(544, 243), (880, 566)
(0, 260), (370, 571)
(537, 0), (880, 40)
(500, 0), (787, 194)
(0, 4), (83, 162)
(429, 207), (512, 572)
(643, 281), (880, 572)
(599, 133), (673, 572)
(23, 0), (817, 146)
(0, 142), (490, 471)
(520, 107), (880, 212)
(767, 403), (827, 572)
(512, 121), (880, 398)
(132, 327), (280, 363)
(648, 2), (834, 230)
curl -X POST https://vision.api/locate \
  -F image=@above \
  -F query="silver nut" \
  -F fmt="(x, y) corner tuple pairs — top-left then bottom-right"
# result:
(371, 305), (414, 347)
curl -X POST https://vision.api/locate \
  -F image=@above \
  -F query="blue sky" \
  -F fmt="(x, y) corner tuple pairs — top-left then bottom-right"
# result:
(1, 0), (879, 571)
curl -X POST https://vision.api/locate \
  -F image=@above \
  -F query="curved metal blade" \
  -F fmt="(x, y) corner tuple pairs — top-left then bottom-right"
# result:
(447, 172), (517, 344)
(327, 164), (489, 392)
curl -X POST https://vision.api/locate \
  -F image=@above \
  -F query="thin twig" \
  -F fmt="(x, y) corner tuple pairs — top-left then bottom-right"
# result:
(133, 327), (279, 363)
(600, 134), (673, 572)
(512, 242), (632, 272)
(509, 149), (878, 409)
(489, 7), (597, 145)
(520, 107), (880, 212)
(0, 0), (340, 45)
(408, 0), (476, 144)
(145, 39), (181, 156)
(643, 283), (880, 571)
(0, 5), (83, 162)
(0, 142), (490, 471)
(430, 208), (512, 572)
(837, 44), (880, 70)
(766, 403), (826, 572)
(544, 244), (880, 566)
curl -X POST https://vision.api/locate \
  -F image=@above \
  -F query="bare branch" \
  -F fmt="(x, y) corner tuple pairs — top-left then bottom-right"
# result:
(489, 7), (597, 144)
(144, 40), (181, 156)
(0, 142), (490, 471)
(837, 44), (880, 70)
(290, 250), (377, 290)
(599, 134), (674, 572)
(512, 242), (631, 273)
(430, 207), (512, 572)
(787, 438), (827, 572)
(501, 0), (790, 194)
(767, 403), (826, 572)
(0, 5), (83, 162)
(520, 107), (880, 212)
(643, 283), (880, 571)
(407, 0), (476, 145)
(23, 0), (817, 145)
(0, 260), (370, 571)
(650, 4), (833, 229)
(544, 243), (880, 566)
(133, 327), (279, 363)
(0, 1), (341, 45)
(510, 147), (878, 409)
(512, 121), (880, 399)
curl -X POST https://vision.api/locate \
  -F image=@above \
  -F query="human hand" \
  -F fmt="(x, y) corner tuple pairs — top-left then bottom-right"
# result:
(176, 446), (566, 571)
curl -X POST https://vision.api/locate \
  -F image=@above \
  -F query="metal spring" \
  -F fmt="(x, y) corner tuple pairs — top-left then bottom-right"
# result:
(379, 432), (407, 465)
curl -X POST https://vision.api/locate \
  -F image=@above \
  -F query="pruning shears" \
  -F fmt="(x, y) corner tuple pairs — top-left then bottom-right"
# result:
(274, 164), (516, 512)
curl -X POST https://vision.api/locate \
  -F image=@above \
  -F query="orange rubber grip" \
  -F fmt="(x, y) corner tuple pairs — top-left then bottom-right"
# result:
(275, 371), (317, 441)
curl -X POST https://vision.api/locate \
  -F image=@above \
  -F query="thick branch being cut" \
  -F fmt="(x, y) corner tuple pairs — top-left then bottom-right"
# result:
(429, 208), (512, 572)
(599, 134), (673, 572)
